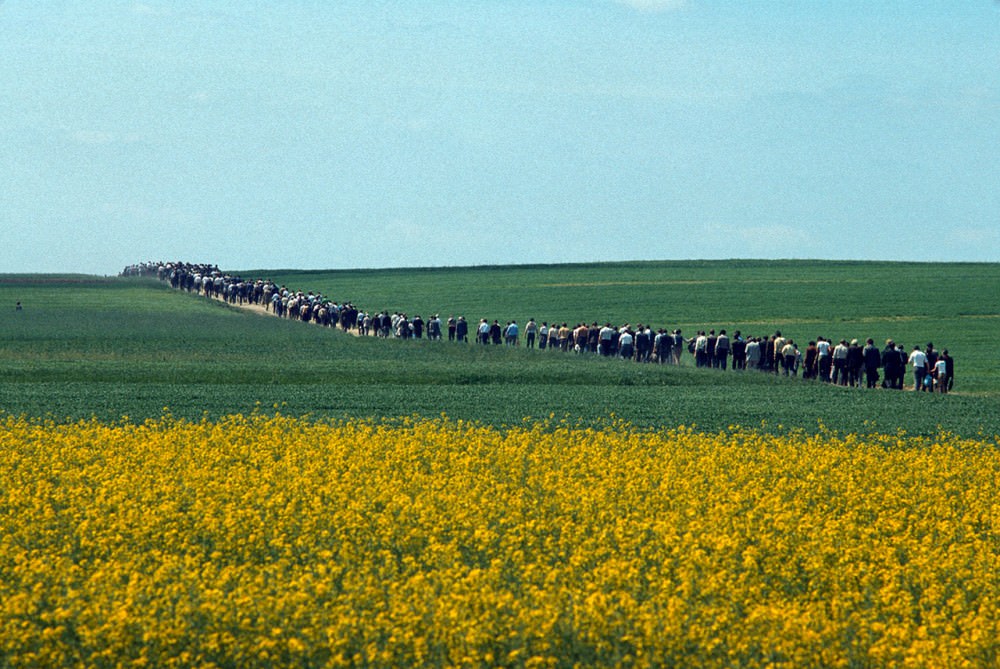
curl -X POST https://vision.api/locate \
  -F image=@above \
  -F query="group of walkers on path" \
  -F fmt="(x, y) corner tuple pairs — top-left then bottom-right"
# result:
(681, 329), (954, 393)
(121, 261), (955, 394)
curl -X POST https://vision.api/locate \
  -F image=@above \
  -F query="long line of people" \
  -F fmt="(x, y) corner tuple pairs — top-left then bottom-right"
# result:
(121, 261), (954, 393)
(681, 330), (953, 393)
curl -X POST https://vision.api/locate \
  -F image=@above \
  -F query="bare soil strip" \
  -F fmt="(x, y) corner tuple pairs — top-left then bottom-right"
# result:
(204, 292), (362, 336)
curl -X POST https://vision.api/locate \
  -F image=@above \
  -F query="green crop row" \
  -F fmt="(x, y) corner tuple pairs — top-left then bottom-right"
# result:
(1, 261), (998, 437)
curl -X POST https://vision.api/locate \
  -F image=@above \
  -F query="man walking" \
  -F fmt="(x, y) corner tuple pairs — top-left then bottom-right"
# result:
(714, 330), (730, 370)
(908, 345), (929, 391)
(817, 337), (832, 382)
(731, 331), (746, 370)
(863, 338), (881, 388)
(525, 319), (537, 348)
(693, 331), (709, 368)
(831, 340), (850, 386)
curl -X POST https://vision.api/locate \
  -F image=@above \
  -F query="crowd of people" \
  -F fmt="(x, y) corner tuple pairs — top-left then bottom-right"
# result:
(121, 261), (955, 393)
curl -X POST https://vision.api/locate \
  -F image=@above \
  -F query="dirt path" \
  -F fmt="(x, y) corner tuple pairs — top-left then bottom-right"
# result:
(205, 292), (362, 336)
(208, 293), (272, 317)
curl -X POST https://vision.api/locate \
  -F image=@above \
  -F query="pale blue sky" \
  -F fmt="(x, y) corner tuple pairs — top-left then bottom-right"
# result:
(3, 1), (998, 274)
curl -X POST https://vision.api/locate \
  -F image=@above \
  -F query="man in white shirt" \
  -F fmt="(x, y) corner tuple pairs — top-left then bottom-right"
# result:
(599, 324), (616, 357)
(618, 329), (635, 360)
(715, 330), (730, 370)
(908, 345), (929, 391)
(832, 339), (850, 386)
(933, 356), (948, 394)
(694, 331), (709, 368)
(524, 319), (537, 348)
(816, 337), (832, 382)
(745, 337), (761, 369)
(772, 332), (786, 374)
(781, 340), (799, 376)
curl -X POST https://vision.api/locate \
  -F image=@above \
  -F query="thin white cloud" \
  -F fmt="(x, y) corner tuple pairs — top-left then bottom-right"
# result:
(950, 226), (1000, 245)
(710, 223), (813, 250)
(132, 3), (171, 17)
(615, 0), (687, 12)
(72, 130), (116, 145)
(69, 130), (143, 145)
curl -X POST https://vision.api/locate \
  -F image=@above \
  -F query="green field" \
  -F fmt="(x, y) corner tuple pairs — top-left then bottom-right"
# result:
(1, 261), (998, 437)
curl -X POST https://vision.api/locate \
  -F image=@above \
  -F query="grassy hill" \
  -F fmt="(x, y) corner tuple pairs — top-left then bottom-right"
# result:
(254, 260), (997, 392)
(1, 261), (998, 436)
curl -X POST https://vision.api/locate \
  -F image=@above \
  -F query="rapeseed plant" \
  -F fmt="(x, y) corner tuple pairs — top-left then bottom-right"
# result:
(0, 414), (998, 667)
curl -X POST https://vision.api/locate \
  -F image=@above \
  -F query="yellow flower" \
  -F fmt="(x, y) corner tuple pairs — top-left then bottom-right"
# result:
(1, 413), (999, 667)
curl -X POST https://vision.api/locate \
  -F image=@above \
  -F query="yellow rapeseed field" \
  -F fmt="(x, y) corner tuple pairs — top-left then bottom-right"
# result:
(1, 413), (999, 668)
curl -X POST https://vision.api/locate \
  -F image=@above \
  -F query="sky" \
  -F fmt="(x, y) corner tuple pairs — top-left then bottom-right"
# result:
(2, 1), (999, 275)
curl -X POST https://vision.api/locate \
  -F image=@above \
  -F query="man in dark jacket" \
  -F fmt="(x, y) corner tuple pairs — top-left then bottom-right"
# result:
(715, 330), (730, 370)
(490, 320), (503, 345)
(863, 338), (881, 388)
(847, 339), (864, 387)
(941, 350), (955, 391)
(731, 331), (746, 370)
(881, 339), (902, 389)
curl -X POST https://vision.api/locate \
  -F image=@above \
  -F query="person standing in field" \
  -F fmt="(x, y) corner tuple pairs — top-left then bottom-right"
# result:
(933, 354), (948, 394)
(671, 330), (687, 365)
(396, 315), (411, 339)
(847, 339), (864, 387)
(456, 316), (468, 342)
(504, 320), (519, 346)
(538, 322), (548, 350)
(863, 338), (881, 388)
(781, 339), (798, 376)
(618, 328), (635, 360)
(653, 329), (671, 364)
(490, 320), (503, 345)
(762, 335), (775, 372)
(816, 337), (833, 382)
(881, 339), (900, 388)
(771, 332), (785, 374)
(731, 331), (746, 370)
(908, 345), (929, 391)
(715, 330), (730, 370)
(652, 329), (664, 363)
(660, 329), (674, 364)
(599, 323), (615, 356)
(558, 323), (571, 351)
(574, 323), (589, 353)
(589, 323), (601, 354)
(447, 316), (457, 341)
(925, 343), (939, 392)
(525, 319), (537, 348)
(897, 344), (909, 388)
(745, 337), (761, 370)
(802, 341), (818, 379)
(831, 339), (850, 385)
(634, 325), (650, 361)
(693, 331), (709, 368)
(941, 349), (954, 392)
